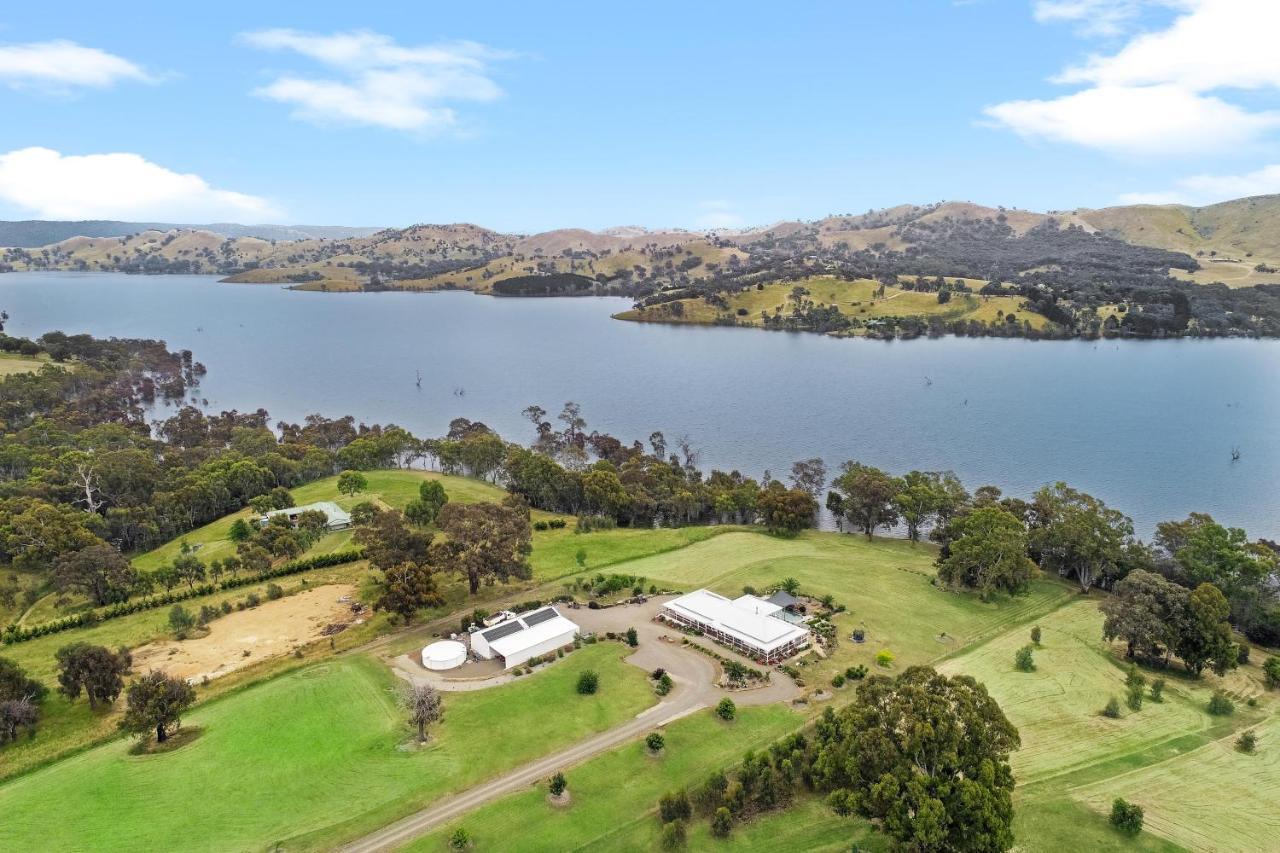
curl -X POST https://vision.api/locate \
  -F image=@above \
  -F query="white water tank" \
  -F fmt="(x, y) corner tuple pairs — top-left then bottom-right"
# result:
(421, 640), (467, 671)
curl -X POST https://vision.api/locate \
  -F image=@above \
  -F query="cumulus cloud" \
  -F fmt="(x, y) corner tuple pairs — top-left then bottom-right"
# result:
(240, 29), (513, 132)
(0, 40), (154, 92)
(0, 147), (276, 221)
(988, 1), (1280, 156)
(986, 84), (1280, 155)
(1120, 163), (1280, 205)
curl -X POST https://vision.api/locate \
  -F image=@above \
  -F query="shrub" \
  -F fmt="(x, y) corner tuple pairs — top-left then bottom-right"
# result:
(533, 520), (549, 531)
(710, 807), (733, 838)
(1110, 798), (1144, 836)
(1207, 690), (1234, 716)
(659, 820), (686, 851)
(265, 583), (284, 601)
(651, 668), (666, 679)
(1237, 644), (1250, 665)
(1124, 665), (1146, 691)
(845, 665), (867, 680)
(548, 771), (567, 797)
(716, 697), (736, 721)
(1015, 645), (1035, 672)
(1247, 696), (1258, 707)
(1030, 625), (1041, 645)
(168, 605), (195, 639)
(1126, 684), (1144, 711)
(831, 673), (846, 688)
(658, 789), (691, 823)
(655, 672), (673, 696)
(449, 827), (472, 850)
(875, 649), (894, 668)
(625, 627), (638, 647)
(1102, 696), (1122, 718)
(576, 670), (599, 695)
(1236, 730), (1258, 753)
(646, 732), (665, 752)
(1149, 678), (1165, 702)
(244, 592), (261, 608)
(1264, 656), (1280, 689)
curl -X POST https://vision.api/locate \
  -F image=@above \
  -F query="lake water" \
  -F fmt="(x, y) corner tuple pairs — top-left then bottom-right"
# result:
(1, 272), (1277, 539)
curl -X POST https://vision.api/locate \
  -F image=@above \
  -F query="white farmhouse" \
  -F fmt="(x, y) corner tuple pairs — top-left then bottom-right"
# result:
(660, 589), (810, 664)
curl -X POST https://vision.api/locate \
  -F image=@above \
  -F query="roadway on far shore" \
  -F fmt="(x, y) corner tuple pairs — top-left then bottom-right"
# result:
(342, 597), (800, 852)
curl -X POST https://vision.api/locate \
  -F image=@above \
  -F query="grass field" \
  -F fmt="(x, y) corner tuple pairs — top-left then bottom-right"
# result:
(1072, 714), (1280, 852)
(131, 469), (509, 572)
(0, 352), (54, 376)
(615, 275), (1049, 332)
(411, 705), (814, 852)
(0, 643), (654, 852)
(611, 530), (1074, 675)
(939, 600), (1222, 785)
(0, 561), (381, 780)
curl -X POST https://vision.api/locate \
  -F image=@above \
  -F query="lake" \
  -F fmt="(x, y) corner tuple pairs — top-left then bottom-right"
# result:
(2, 272), (1277, 539)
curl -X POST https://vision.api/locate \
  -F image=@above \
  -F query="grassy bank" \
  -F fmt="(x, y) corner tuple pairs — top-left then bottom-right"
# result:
(0, 643), (653, 852)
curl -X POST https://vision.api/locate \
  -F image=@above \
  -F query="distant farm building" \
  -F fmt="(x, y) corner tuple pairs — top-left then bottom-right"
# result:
(470, 606), (581, 670)
(660, 589), (810, 664)
(260, 501), (352, 531)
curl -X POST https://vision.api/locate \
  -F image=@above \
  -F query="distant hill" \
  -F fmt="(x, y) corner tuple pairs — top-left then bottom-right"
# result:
(0, 220), (383, 247)
(2, 197), (1277, 337)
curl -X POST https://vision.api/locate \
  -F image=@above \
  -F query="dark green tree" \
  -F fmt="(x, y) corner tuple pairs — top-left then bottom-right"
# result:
(119, 671), (196, 744)
(810, 666), (1019, 852)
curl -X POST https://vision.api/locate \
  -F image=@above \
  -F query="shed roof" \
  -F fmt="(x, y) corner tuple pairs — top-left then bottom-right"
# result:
(263, 501), (351, 524)
(480, 606), (581, 658)
(663, 589), (808, 654)
(766, 590), (801, 609)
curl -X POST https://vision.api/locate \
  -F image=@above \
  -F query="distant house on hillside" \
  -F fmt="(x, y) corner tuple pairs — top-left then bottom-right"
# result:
(259, 500), (352, 531)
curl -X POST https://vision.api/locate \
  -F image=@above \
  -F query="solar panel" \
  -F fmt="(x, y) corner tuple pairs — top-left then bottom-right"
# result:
(481, 620), (523, 641)
(522, 608), (558, 626)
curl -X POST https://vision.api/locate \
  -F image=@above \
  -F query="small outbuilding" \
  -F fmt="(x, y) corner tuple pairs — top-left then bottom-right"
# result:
(260, 501), (352, 531)
(421, 640), (468, 671)
(470, 606), (580, 670)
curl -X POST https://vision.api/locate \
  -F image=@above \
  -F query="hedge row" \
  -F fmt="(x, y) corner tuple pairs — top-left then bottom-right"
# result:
(1, 548), (365, 645)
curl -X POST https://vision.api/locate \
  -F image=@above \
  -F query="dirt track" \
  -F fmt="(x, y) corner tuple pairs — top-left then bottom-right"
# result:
(132, 584), (357, 682)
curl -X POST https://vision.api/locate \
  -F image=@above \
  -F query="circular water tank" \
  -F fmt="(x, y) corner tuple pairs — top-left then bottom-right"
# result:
(421, 640), (467, 671)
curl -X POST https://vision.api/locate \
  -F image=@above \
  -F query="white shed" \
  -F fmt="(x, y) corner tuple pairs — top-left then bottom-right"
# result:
(470, 606), (580, 669)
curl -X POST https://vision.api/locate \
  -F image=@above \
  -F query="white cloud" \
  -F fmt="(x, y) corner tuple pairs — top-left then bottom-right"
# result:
(694, 200), (745, 229)
(240, 29), (512, 132)
(1120, 163), (1280, 205)
(1033, 0), (1164, 36)
(989, 0), (1280, 156)
(985, 84), (1280, 155)
(0, 40), (153, 92)
(0, 147), (276, 221)
(1056, 0), (1280, 90)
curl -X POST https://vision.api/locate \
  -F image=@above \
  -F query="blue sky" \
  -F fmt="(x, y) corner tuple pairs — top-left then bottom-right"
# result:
(0, 0), (1277, 231)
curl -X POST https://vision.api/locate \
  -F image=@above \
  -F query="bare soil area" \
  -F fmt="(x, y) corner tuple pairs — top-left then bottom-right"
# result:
(132, 585), (357, 682)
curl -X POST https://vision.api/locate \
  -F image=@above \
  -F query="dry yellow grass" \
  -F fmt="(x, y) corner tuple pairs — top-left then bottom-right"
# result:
(617, 275), (1048, 331)
(0, 353), (55, 376)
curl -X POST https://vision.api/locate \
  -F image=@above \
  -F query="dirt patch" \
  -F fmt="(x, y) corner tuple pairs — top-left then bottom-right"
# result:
(132, 585), (357, 683)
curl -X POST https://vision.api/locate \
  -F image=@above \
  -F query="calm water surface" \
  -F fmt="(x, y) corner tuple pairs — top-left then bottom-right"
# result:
(2, 273), (1277, 538)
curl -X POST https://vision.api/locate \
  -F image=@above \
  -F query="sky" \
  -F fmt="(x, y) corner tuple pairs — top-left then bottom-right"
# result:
(1, 0), (1278, 232)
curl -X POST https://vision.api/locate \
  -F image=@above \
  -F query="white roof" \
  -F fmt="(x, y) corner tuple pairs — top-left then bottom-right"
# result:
(482, 606), (580, 658)
(422, 640), (466, 663)
(263, 501), (351, 524)
(664, 589), (808, 654)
